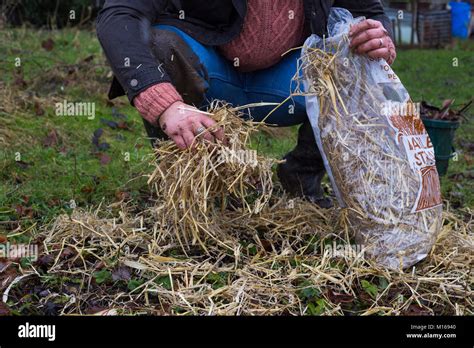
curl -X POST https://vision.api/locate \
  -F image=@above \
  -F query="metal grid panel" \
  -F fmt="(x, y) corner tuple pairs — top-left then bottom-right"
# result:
(418, 10), (452, 47)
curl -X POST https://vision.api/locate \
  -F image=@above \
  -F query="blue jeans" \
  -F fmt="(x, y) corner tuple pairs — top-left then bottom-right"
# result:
(156, 25), (307, 127)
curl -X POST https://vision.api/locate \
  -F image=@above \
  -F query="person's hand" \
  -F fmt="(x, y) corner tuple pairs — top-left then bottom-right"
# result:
(159, 101), (225, 149)
(349, 19), (397, 65)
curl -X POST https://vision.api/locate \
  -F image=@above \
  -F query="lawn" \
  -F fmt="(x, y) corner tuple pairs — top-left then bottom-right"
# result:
(0, 28), (472, 315)
(1, 28), (472, 228)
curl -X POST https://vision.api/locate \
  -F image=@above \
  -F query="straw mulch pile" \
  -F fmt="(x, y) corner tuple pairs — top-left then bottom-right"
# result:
(25, 105), (473, 315)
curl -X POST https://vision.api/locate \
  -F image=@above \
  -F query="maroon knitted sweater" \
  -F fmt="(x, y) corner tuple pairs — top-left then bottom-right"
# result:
(135, 0), (306, 126)
(220, 0), (305, 72)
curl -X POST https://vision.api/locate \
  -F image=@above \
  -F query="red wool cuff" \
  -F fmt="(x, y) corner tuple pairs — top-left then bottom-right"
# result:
(134, 83), (183, 126)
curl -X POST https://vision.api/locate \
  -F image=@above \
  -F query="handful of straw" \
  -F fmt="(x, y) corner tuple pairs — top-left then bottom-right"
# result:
(147, 102), (277, 252)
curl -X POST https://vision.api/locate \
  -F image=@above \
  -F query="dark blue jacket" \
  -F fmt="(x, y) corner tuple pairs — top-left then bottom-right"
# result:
(97, 0), (393, 102)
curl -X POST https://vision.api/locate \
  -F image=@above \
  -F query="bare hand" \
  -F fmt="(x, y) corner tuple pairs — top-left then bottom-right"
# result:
(349, 19), (397, 65)
(159, 101), (225, 149)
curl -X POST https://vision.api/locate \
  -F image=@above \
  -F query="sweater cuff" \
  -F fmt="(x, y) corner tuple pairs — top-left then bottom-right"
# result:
(134, 83), (183, 126)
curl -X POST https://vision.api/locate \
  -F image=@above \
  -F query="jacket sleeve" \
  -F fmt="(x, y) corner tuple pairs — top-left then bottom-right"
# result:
(96, 0), (170, 103)
(333, 0), (394, 41)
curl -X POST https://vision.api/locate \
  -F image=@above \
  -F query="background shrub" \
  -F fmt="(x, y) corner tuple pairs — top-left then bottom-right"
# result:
(2, 0), (105, 28)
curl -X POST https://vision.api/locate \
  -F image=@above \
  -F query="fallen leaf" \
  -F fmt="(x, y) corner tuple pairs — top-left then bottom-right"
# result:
(92, 128), (104, 148)
(92, 131), (110, 152)
(44, 301), (60, 316)
(59, 146), (68, 155)
(60, 247), (76, 260)
(43, 129), (59, 148)
(14, 76), (27, 88)
(34, 101), (45, 116)
(0, 302), (11, 316)
(441, 99), (454, 109)
(93, 128), (104, 140)
(41, 38), (55, 51)
(101, 118), (118, 129)
(327, 290), (354, 304)
(117, 121), (131, 130)
(112, 108), (128, 120)
(81, 186), (94, 194)
(0, 222), (19, 232)
(39, 289), (50, 297)
(459, 141), (474, 152)
(94, 261), (106, 270)
(112, 267), (131, 282)
(464, 154), (473, 166)
(115, 191), (130, 201)
(15, 160), (31, 170)
(260, 239), (272, 251)
(67, 66), (78, 76)
(83, 55), (95, 63)
(97, 142), (110, 151)
(36, 254), (54, 268)
(99, 153), (111, 165)
(404, 304), (431, 316)
(15, 205), (34, 218)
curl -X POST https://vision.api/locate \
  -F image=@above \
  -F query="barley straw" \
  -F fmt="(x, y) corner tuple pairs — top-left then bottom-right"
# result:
(294, 35), (443, 269)
(27, 102), (472, 316)
(37, 204), (472, 315)
(147, 101), (277, 252)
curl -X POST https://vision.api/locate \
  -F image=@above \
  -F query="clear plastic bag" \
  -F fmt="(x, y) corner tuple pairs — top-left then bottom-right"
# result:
(300, 8), (443, 269)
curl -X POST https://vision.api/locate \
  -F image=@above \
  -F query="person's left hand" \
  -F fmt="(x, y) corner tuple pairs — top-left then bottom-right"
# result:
(349, 19), (397, 65)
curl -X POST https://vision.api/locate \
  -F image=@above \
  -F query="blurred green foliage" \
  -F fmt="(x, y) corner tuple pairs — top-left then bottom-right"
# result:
(2, 0), (103, 28)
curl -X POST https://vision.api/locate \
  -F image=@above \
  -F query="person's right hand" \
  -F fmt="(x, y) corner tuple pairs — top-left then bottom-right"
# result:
(159, 101), (225, 149)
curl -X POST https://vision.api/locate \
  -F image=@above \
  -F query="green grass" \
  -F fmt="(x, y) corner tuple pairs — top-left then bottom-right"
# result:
(0, 28), (152, 228)
(0, 28), (473, 235)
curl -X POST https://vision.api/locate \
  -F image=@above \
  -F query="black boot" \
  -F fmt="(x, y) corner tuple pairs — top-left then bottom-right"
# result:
(276, 121), (333, 208)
